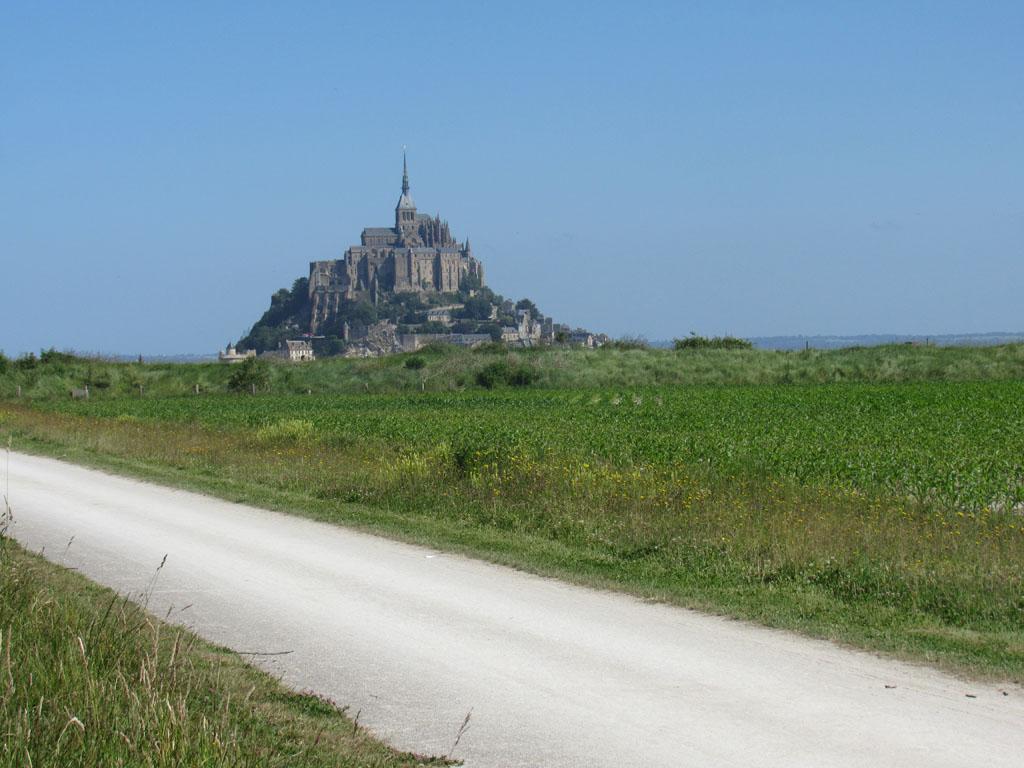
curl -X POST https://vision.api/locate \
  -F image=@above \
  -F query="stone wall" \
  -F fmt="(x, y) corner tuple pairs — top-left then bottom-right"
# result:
(309, 245), (483, 334)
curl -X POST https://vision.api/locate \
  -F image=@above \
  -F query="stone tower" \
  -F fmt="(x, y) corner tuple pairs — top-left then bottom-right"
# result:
(395, 152), (418, 244)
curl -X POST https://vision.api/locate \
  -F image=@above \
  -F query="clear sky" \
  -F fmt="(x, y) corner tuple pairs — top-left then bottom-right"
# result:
(2, 1), (1022, 355)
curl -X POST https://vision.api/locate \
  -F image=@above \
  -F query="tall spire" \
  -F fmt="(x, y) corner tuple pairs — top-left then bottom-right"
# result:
(401, 148), (409, 196)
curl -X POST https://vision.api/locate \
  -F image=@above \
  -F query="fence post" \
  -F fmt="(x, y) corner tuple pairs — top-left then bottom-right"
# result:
(138, 384), (143, 398)
(85, 385), (90, 400)
(16, 385), (21, 398)
(251, 383), (256, 396)
(194, 384), (200, 395)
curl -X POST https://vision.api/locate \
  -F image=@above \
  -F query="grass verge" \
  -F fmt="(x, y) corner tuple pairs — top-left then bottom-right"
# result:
(0, 505), (446, 767)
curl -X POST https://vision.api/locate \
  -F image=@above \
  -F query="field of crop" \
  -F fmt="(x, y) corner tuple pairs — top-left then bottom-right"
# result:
(4, 376), (1024, 679)
(39, 380), (1024, 512)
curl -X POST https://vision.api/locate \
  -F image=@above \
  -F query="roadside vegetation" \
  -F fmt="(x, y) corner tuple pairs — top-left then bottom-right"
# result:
(2, 365), (1023, 680)
(0, 501), (444, 767)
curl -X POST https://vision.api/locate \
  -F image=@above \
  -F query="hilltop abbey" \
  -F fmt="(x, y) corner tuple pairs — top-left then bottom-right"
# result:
(308, 156), (484, 334)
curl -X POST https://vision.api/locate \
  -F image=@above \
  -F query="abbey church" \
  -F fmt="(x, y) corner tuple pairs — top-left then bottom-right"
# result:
(308, 156), (485, 334)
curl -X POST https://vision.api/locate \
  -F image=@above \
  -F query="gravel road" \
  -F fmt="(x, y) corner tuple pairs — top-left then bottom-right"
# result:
(5, 451), (1022, 767)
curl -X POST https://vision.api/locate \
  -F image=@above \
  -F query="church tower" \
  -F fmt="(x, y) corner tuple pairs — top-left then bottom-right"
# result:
(395, 151), (418, 242)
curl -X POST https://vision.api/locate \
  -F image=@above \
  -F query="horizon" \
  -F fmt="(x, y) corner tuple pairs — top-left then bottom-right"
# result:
(12, 330), (1024, 362)
(2, 2), (1022, 356)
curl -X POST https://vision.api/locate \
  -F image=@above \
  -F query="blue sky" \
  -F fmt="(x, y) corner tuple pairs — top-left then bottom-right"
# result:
(1, 1), (1022, 355)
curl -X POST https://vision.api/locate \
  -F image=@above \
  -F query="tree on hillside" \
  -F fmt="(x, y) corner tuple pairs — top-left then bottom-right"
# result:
(460, 294), (493, 321)
(458, 273), (482, 296)
(312, 337), (347, 357)
(515, 298), (539, 316)
(342, 301), (378, 327)
(238, 277), (311, 353)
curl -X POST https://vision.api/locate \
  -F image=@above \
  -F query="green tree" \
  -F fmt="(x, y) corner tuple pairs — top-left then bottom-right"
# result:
(40, 348), (76, 365)
(238, 278), (311, 353)
(515, 298), (539, 316)
(480, 322), (503, 342)
(227, 357), (271, 393)
(344, 301), (378, 327)
(460, 294), (493, 321)
(458, 273), (482, 295)
(312, 337), (347, 358)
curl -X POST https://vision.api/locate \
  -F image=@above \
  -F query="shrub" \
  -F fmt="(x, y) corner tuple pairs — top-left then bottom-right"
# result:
(40, 348), (77, 365)
(474, 360), (538, 388)
(475, 361), (509, 389)
(419, 342), (458, 356)
(0, 352), (8, 374)
(84, 365), (112, 389)
(14, 353), (37, 371)
(603, 336), (649, 351)
(507, 365), (540, 387)
(674, 334), (753, 351)
(404, 356), (426, 370)
(227, 357), (271, 393)
(472, 341), (507, 355)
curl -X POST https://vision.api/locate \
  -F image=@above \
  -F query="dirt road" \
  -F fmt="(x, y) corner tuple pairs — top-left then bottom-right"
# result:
(5, 452), (1021, 767)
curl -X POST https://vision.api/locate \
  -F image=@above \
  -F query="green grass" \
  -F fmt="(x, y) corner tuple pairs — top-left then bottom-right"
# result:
(30, 381), (1024, 510)
(2, 376), (1023, 681)
(0, 509), (446, 767)
(5, 342), (1024, 400)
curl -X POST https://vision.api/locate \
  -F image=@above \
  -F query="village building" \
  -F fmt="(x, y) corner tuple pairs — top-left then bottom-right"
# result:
(425, 304), (463, 326)
(260, 339), (316, 362)
(568, 331), (596, 348)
